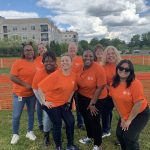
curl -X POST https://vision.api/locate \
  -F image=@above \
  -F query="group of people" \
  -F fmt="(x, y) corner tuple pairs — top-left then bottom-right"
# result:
(10, 42), (150, 150)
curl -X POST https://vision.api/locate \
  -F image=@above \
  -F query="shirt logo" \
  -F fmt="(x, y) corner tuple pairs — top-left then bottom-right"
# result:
(123, 90), (130, 96)
(87, 76), (93, 80)
(72, 81), (75, 84)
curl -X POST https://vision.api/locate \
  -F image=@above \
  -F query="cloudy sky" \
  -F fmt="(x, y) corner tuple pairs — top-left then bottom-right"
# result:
(0, 0), (150, 42)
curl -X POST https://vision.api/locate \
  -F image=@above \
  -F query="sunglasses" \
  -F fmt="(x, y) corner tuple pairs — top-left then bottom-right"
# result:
(118, 66), (130, 73)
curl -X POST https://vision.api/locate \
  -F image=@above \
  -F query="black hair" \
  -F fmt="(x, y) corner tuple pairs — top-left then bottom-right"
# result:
(112, 59), (135, 88)
(21, 42), (35, 59)
(42, 51), (57, 63)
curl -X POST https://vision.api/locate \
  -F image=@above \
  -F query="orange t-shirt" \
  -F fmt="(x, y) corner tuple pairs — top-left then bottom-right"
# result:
(32, 68), (49, 90)
(38, 69), (77, 107)
(109, 79), (148, 120)
(34, 56), (44, 70)
(10, 59), (37, 97)
(77, 62), (107, 99)
(72, 56), (83, 73)
(103, 63), (116, 85)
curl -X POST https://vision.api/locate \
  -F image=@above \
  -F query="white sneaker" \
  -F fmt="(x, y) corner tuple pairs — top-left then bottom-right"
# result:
(26, 131), (36, 141)
(102, 132), (111, 138)
(10, 134), (19, 144)
(93, 145), (102, 150)
(79, 137), (91, 144)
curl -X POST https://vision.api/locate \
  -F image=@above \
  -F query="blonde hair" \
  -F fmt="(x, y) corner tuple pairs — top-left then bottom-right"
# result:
(61, 52), (72, 61)
(68, 42), (77, 51)
(102, 46), (121, 65)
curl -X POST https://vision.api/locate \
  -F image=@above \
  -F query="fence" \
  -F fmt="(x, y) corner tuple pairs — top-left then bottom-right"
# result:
(0, 55), (150, 69)
(0, 73), (150, 110)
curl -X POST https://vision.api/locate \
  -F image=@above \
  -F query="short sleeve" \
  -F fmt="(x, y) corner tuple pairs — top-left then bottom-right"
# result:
(32, 72), (40, 90)
(10, 60), (19, 76)
(130, 79), (145, 103)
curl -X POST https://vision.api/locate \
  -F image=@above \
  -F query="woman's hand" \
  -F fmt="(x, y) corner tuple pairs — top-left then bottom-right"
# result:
(87, 103), (99, 116)
(44, 101), (53, 109)
(121, 118), (131, 131)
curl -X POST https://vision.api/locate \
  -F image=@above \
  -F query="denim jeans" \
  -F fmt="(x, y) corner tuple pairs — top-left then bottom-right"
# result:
(12, 94), (36, 134)
(73, 92), (84, 126)
(43, 110), (52, 132)
(43, 104), (75, 147)
(36, 99), (43, 126)
(102, 96), (114, 133)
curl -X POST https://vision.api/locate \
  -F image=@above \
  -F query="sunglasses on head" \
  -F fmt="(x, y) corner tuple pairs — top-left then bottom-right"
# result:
(118, 66), (130, 73)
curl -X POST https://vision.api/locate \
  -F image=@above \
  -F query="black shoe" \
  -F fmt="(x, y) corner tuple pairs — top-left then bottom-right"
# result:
(114, 141), (120, 146)
(44, 132), (50, 146)
(39, 125), (43, 131)
(77, 124), (84, 130)
(66, 145), (81, 150)
(56, 146), (63, 150)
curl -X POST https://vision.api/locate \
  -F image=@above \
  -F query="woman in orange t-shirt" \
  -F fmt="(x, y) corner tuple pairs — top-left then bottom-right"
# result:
(77, 50), (107, 150)
(101, 46), (121, 138)
(68, 42), (84, 129)
(38, 53), (80, 150)
(110, 59), (150, 150)
(34, 43), (48, 131)
(10, 43), (37, 144)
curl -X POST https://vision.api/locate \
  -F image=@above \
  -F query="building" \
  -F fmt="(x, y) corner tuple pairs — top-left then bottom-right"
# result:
(0, 17), (78, 45)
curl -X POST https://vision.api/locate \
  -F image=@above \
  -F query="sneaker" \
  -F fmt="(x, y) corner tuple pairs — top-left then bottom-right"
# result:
(66, 145), (81, 150)
(114, 140), (120, 146)
(56, 146), (63, 150)
(79, 137), (91, 144)
(93, 145), (103, 150)
(102, 132), (111, 138)
(39, 125), (43, 131)
(10, 134), (19, 144)
(77, 124), (85, 130)
(26, 131), (36, 141)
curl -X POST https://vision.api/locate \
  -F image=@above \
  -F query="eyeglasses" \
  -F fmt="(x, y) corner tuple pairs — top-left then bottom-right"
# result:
(118, 66), (130, 73)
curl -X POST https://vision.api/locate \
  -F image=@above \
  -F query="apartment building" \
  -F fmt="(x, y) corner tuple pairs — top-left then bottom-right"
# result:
(0, 17), (78, 44)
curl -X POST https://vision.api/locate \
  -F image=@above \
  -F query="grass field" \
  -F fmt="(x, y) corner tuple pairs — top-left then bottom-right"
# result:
(0, 64), (149, 75)
(0, 110), (150, 150)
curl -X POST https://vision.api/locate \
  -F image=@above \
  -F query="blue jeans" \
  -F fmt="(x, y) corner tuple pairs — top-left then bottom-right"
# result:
(102, 96), (114, 133)
(12, 94), (36, 134)
(43, 110), (52, 132)
(43, 104), (75, 147)
(36, 99), (43, 126)
(74, 92), (84, 126)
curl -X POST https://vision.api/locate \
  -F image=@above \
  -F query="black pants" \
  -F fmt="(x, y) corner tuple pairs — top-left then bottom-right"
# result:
(102, 96), (114, 133)
(77, 92), (105, 146)
(116, 106), (150, 150)
(42, 104), (75, 147)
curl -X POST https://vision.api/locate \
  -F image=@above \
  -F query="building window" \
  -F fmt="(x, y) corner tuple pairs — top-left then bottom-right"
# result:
(32, 35), (35, 39)
(13, 26), (17, 31)
(40, 25), (48, 32)
(31, 25), (35, 30)
(3, 26), (8, 33)
(22, 27), (27, 30)
(22, 35), (27, 40)
(41, 33), (48, 41)
(73, 35), (77, 38)
(4, 34), (8, 39)
(12, 35), (20, 40)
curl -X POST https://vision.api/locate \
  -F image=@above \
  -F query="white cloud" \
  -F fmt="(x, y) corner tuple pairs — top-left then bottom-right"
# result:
(0, 10), (39, 19)
(37, 0), (150, 42)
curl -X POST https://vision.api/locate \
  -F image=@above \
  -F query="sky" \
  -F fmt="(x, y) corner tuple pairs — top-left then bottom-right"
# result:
(0, 0), (150, 42)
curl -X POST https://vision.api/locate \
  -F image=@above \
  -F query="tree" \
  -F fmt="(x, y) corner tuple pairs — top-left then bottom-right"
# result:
(90, 37), (99, 47)
(99, 38), (111, 47)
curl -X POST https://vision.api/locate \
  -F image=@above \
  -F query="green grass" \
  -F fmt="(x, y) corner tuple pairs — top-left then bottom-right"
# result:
(0, 110), (149, 150)
(134, 64), (150, 72)
(0, 68), (10, 74)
